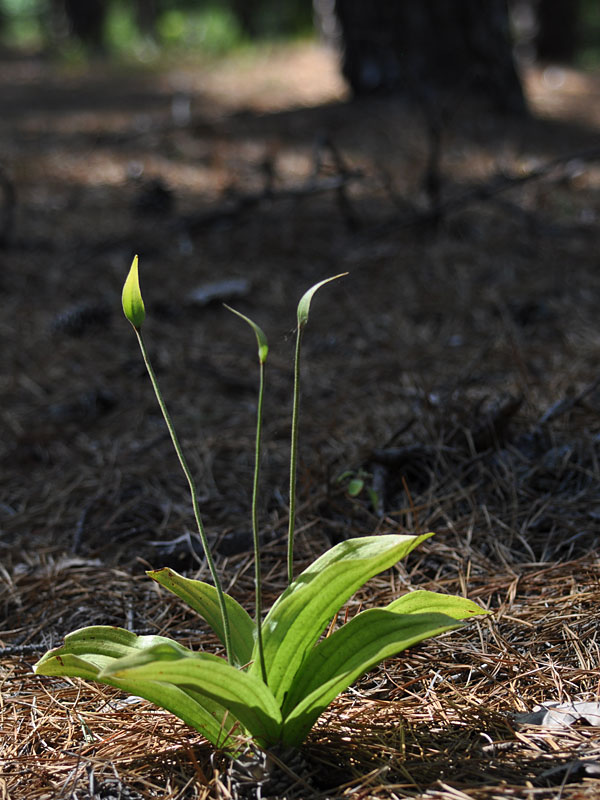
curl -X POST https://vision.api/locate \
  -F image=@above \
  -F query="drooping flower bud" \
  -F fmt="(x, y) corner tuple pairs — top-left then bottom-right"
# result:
(224, 305), (269, 364)
(296, 273), (348, 329)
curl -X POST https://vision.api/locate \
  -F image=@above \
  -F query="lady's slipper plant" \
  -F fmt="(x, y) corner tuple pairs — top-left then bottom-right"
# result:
(34, 257), (488, 753)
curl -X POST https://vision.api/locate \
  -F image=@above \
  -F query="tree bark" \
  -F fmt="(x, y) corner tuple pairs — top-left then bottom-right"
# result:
(63, 0), (107, 53)
(335, 0), (526, 113)
(536, 0), (580, 63)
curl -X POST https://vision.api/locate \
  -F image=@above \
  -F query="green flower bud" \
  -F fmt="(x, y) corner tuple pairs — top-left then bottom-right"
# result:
(297, 273), (348, 329)
(122, 255), (146, 329)
(224, 305), (269, 364)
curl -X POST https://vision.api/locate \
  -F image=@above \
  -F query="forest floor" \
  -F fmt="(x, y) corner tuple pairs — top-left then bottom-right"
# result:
(2, 41), (600, 799)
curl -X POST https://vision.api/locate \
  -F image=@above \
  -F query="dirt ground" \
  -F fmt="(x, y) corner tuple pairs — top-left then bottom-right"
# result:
(2, 41), (600, 799)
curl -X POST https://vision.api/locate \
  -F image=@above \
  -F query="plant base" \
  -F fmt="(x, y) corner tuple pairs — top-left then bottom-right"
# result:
(226, 744), (316, 800)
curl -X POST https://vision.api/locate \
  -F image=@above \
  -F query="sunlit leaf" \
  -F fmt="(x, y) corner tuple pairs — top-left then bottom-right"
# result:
(280, 591), (488, 745)
(148, 568), (255, 667)
(280, 610), (469, 746)
(103, 640), (282, 746)
(34, 626), (238, 749)
(251, 533), (433, 704)
(384, 589), (489, 619)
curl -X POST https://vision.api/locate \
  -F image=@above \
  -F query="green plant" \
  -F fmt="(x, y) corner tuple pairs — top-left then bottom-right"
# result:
(338, 467), (381, 511)
(34, 256), (488, 753)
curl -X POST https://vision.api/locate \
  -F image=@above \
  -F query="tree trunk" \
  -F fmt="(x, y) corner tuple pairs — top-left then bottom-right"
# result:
(536, 0), (580, 63)
(230, 0), (263, 38)
(134, 0), (159, 40)
(63, 0), (107, 53)
(334, 0), (526, 113)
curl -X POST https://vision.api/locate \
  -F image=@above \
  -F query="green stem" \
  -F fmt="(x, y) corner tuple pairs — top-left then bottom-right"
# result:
(252, 360), (267, 683)
(134, 328), (233, 666)
(287, 324), (304, 586)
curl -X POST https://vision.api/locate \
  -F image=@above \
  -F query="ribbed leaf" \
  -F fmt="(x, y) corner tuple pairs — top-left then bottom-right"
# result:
(385, 589), (488, 618)
(282, 591), (488, 719)
(251, 533), (433, 703)
(280, 610), (473, 746)
(33, 626), (237, 749)
(148, 568), (255, 667)
(103, 641), (282, 747)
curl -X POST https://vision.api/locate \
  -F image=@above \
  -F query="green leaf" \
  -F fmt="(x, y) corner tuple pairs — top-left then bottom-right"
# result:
(347, 477), (364, 496)
(336, 471), (354, 482)
(33, 626), (238, 749)
(224, 305), (269, 364)
(148, 568), (256, 667)
(103, 640), (282, 747)
(385, 589), (489, 619)
(282, 590), (488, 718)
(296, 273), (347, 328)
(367, 488), (380, 511)
(251, 533), (433, 704)
(280, 592), (489, 745)
(122, 255), (146, 329)
(280, 610), (470, 746)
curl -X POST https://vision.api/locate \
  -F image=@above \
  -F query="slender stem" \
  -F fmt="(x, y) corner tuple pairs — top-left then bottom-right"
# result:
(252, 360), (267, 683)
(134, 328), (233, 665)
(287, 324), (304, 585)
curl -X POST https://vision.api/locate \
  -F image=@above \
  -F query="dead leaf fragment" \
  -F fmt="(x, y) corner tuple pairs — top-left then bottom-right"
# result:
(514, 701), (600, 728)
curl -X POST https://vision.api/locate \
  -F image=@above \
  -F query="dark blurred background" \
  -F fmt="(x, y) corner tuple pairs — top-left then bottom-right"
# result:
(1, 1), (600, 87)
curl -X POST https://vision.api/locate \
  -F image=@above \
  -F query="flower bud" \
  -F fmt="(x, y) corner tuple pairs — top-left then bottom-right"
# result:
(122, 255), (146, 329)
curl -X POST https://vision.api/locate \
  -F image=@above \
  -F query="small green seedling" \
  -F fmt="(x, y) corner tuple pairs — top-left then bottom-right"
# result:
(34, 257), (488, 753)
(338, 468), (381, 512)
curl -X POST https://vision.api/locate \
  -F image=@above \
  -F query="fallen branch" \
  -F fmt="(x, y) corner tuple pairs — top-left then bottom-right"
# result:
(371, 144), (600, 235)
(179, 169), (364, 234)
